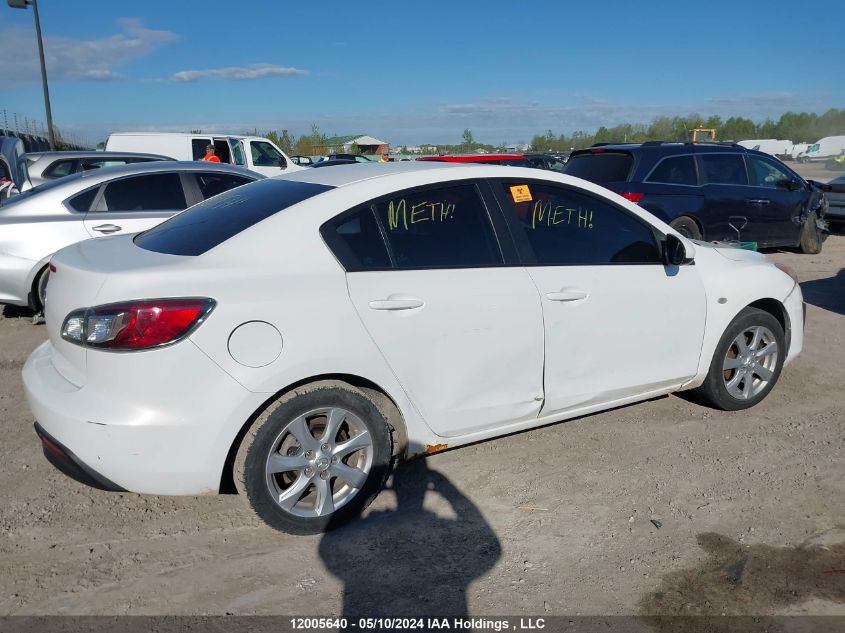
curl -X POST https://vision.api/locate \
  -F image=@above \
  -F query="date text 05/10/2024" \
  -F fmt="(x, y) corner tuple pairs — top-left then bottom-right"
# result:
(290, 617), (546, 630)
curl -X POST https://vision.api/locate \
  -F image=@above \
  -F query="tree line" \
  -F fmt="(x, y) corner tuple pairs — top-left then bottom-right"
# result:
(257, 108), (845, 156)
(530, 108), (845, 152)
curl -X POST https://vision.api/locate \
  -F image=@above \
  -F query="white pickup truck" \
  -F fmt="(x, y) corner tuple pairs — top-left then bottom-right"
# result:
(106, 132), (305, 177)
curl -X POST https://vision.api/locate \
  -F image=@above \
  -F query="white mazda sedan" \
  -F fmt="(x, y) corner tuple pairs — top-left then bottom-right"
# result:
(23, 162), (804, 534)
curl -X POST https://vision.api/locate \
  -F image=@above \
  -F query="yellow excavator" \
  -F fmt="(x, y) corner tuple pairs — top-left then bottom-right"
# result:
(690, 128), (717, 142)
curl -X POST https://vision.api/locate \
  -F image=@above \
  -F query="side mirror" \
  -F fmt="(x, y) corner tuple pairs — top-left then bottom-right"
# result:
(778, 178), (803, 192)
(664, 233), (688, 266)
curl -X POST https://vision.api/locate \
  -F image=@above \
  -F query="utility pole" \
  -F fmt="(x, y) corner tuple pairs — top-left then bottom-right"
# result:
(8, 0), (56, 150)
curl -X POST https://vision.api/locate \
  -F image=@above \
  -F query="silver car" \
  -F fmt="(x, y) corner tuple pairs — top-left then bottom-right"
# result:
(21, 151), (173, 191)
(0, 161), (262, 311)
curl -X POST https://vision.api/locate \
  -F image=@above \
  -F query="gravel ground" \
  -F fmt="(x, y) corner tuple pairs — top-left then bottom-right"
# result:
(0, 170), (843, 618)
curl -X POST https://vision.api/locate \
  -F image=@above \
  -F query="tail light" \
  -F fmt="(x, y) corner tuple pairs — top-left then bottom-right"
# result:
(61, 298), (215, 351)
(620, 192), (644, 204)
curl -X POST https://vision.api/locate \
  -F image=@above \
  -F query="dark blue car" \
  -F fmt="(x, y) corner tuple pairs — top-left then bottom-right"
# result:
(563, 142), (828, 253)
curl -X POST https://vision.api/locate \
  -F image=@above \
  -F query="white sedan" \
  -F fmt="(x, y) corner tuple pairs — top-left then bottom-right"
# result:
(23, 162), (804, 534)
(0, 161), (261, 311)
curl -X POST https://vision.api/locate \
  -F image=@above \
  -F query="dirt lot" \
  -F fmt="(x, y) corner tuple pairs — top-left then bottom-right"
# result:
(0, 169), (843, 619)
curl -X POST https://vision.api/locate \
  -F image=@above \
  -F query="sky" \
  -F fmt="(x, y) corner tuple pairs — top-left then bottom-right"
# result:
(1, 0), (843, 147)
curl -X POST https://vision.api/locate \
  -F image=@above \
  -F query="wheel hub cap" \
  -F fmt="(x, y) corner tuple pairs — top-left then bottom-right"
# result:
(263, 407), (374, 518)
(722, 325), (778, 401)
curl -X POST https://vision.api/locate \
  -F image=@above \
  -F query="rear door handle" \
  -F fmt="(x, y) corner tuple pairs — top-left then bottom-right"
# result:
(745, 199), (771, 206)
(91, 224), (122, 234)
(368, 295), (424, 311)
(545, 288), (589, 302)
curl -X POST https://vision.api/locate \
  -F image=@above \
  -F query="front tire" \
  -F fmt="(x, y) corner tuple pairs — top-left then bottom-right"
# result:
(798, 210), (823, 254)
(691, 308), (785, 411)
(234, 381), (393, 534)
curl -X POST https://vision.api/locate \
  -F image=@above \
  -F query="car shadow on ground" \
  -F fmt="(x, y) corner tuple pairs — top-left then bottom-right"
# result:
(318, 458), (501, 623)
(2, 305), (36, 320)
(801, 268), (845, 316)
(638, 530), (845, 632)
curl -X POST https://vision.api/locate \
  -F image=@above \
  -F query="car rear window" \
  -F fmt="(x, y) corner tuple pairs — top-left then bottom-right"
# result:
(135, 179), (333, 256)
(563, 152), (633, 183)
(646, 155), (698, 185)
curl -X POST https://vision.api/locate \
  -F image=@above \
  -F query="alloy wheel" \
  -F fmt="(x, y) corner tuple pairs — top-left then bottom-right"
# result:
(264, 407), (373, 518)
(722, 325), (779, 401)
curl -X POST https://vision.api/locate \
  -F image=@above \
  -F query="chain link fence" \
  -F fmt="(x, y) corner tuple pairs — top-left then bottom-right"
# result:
(1, 109), (91, 150)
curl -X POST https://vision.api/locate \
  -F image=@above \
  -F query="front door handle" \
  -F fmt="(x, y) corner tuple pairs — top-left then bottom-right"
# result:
(745, 198), (771, 206)
(368, 295), (425, 311)
(91, 224), (122, 234)
(545, 288), (589, 302)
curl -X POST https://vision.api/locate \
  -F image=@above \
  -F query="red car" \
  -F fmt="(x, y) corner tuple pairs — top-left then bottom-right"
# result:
(416, 154), (528, 166)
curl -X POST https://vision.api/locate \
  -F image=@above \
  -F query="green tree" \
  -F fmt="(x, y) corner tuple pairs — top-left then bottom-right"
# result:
(462, 128), (474, 146)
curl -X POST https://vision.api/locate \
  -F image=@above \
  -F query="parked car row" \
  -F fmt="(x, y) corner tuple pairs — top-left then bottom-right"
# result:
(0, 137), (833, 320)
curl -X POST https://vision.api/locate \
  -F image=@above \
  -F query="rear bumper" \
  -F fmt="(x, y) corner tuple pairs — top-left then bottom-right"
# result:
(34, 422), (125, 492)
(23, 339), (266, 495)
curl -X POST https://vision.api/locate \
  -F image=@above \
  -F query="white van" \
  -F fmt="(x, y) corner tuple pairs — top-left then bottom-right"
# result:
(790, 142), (810, 161)
(105, 132), (305, 177)
(801, 135), (845, 163)
(736, 139), (794, 158)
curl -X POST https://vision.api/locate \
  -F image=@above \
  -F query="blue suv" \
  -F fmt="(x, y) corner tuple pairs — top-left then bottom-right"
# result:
(563, 142), (828, 253)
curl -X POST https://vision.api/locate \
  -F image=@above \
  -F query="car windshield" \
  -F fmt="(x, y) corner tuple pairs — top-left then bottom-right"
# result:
(564, 152), (634, 183)
(135, 178), (333, 256)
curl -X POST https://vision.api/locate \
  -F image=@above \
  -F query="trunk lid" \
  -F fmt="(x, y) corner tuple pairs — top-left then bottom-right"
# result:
(44, 235), (187, 385)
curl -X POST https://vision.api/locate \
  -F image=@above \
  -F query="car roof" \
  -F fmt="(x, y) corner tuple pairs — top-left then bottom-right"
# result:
(0, 161), (264, 211)
(23, 161), (261, 194)
(23, 151), (172, 161)
(276, 160), (465, 187)
(417, 154), (526, 162)
(574, 142), (748, 154)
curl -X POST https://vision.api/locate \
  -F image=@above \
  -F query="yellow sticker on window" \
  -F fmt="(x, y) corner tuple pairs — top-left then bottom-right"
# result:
(510, 184), (532, 203)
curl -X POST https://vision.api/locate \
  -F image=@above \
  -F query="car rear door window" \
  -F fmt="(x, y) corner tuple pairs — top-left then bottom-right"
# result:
(99, 173), (187, 212)
(646, 155), (698, 185)
(194, 173), (253, 199)
(372, 183), (502, 268)
(321, 207), (391, 271)
(563, 152), (634, 183)
(498, 181), (662, 265)
(66, 187), (99, 212)
(699, 154), (749, 185)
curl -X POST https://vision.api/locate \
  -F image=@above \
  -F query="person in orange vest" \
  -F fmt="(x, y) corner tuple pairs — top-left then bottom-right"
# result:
(379, 151), (388, 163)
(202, 144), (221, 162)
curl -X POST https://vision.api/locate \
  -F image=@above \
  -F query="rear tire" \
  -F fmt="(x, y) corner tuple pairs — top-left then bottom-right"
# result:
(691, 307), (785, 411)
(669, 216), (702, 241)
(30, 266), (49, 313)
(234, 381), (393, 534)
(798, 210), (823, 254)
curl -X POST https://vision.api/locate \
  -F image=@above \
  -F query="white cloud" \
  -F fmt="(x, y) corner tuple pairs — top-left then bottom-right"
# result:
(172, 64), (308, 82)
(0, 18), (177, 82)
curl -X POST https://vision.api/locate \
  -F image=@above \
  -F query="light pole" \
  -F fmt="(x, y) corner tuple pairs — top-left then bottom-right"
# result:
(8, 0), (56, 150)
